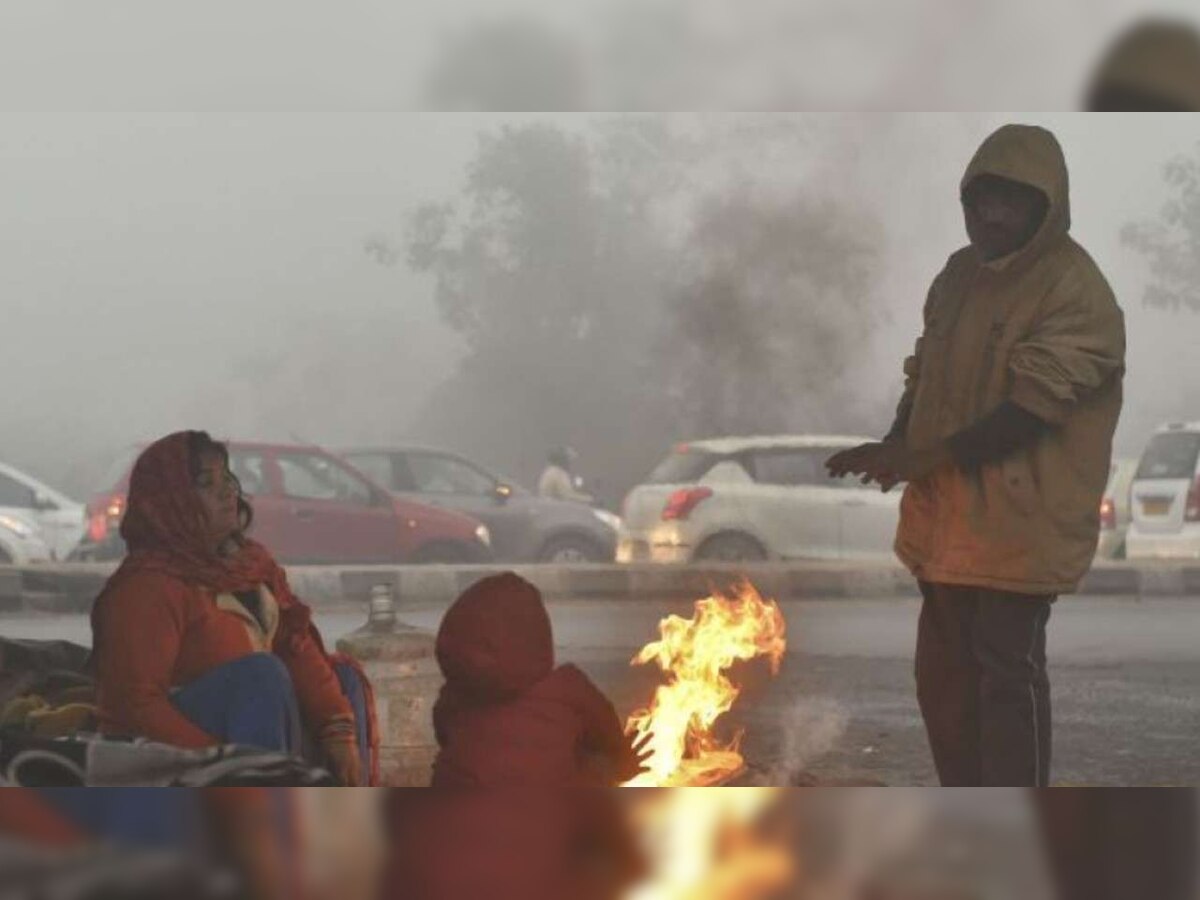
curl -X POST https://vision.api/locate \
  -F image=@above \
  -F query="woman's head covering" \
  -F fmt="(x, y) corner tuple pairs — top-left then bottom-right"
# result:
(116, 431), (277, 593)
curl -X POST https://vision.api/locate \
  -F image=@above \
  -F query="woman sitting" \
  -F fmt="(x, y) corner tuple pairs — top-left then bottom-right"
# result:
(90, 430), (367, 786)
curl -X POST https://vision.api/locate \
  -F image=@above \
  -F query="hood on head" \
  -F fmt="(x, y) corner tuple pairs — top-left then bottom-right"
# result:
(1086, 19), (1200, 111)
(119, 431), (212, 557)
(961, 124), (1070, 266)
(435, 572), (554, 700)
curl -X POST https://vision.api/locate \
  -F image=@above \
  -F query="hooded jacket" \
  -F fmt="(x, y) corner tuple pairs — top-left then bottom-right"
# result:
(389, 575), (641, 900)
(894, 125), (1126, 595)
(431, 573), (630, 786)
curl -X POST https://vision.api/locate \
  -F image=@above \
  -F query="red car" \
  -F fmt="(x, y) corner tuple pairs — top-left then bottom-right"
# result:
(73, 441), (494, 565)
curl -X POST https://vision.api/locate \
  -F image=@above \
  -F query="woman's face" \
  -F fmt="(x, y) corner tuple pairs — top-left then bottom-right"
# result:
(193, 449), (240, 546)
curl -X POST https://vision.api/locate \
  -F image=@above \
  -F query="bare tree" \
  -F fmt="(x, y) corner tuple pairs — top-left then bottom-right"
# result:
(1122, 144), (1200, 311)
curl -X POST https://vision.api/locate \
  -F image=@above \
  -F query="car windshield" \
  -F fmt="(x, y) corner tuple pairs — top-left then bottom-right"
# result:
(1136, 433), (1200, 480)
(646, 448), (721, 484)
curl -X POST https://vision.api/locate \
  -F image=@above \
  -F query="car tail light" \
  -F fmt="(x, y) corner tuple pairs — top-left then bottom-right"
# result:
(87, 494), (126, 542)
(1099, 497), (1116, 530)
(1186, 476), (1200, 523)
(87, 512), (109, 543)
(662, 487), (713, 521)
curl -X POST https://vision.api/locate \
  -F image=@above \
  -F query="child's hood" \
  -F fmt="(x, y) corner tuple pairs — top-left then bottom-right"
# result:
(435, 572), (555, 700)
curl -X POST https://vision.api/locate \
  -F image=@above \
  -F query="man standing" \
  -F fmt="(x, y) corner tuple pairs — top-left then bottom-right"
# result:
(828, 124), (1126, 786)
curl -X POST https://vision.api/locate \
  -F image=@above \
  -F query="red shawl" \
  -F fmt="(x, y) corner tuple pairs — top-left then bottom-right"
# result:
(102, 432), (313, 650)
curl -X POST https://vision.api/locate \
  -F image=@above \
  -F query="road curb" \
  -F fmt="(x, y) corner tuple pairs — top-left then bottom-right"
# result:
(1, 561), (1197, 613)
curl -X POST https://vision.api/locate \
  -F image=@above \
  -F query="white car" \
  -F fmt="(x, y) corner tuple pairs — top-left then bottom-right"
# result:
(1096, 457), (1138, 560)
(618, 436), (900, 563)
(0, 461), (86, 561)
(1125, 422), (1200, 560)
(0, 509), (53, 565)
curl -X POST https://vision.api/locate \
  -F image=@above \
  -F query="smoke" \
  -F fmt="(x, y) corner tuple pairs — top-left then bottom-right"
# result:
(793, 790), (934, 900)
(3, 113), (1195, 503)
(758, 698), (851, 786)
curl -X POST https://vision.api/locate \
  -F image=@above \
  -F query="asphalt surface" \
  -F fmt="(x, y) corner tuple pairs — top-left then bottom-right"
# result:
(4, 595), (1198, 786)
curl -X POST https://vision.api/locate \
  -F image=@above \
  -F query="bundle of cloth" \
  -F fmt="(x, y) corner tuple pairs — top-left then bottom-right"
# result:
(0, 637), (97, 738)
(0, 637), (335, 787)
(0, 730), (335, 787)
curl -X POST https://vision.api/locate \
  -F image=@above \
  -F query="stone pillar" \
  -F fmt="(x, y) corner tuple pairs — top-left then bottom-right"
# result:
(336, 585), (442, 786)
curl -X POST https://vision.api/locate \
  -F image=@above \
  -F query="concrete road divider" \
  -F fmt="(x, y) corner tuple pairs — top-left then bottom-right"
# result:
(1, 560), (1199, 614)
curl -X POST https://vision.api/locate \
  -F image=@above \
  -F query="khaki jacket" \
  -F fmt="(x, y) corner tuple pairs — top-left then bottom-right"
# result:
(895, 124), (1126, 595)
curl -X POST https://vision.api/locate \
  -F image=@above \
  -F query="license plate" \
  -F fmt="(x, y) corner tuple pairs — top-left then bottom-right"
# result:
(1142, 497), (1172, 517)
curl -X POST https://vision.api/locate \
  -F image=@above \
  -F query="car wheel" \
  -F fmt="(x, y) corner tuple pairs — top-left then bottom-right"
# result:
(539, 536), (607, 564)
(695, 533), (768, 563)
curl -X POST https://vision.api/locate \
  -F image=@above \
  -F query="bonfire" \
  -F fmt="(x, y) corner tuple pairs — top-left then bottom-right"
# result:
(624, 788), (793, 900)
(623, 580), (787, 788)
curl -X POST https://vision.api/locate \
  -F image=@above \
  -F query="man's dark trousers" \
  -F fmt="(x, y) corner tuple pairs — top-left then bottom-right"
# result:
(915, 581), (1054, 786)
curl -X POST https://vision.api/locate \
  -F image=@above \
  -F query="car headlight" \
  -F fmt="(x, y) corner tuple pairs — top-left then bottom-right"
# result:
(592, 509), (622, 532)
(475, 524), (492, 547)
(0, 515), (34, 540)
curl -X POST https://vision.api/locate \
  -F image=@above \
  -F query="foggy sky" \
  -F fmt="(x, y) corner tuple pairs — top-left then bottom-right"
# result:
(3, 112), (1197, 497)
(4, 1), (1198, 110)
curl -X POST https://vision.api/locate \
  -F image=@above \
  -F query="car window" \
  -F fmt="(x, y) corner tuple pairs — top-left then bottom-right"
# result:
(647, 448), (720, 484)
(228, 451), (269, 496)
(345, 453), (395, 491)
(0, 472), (36, 508)
(701, 460), (753, 484)
(277, 453), (373, 505)
(1136, 433), (1200, 480)
(407, 454), (496, 495)
(753, 449), (849, 488)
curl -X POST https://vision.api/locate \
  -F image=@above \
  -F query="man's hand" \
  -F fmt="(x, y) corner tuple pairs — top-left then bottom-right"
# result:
(826, 441), (951, 492)
(826, 442), (892, 482)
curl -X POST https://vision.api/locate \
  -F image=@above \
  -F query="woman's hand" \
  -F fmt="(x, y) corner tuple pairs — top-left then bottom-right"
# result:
(322, 736), (363, 787)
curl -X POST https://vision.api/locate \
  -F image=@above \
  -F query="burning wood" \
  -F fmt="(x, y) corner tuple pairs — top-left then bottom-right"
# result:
(625, 788), (794, 900)
(623, 581), (787, 787)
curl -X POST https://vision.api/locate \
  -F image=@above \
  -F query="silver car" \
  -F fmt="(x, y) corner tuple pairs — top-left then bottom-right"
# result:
(341, 446), (618, 563)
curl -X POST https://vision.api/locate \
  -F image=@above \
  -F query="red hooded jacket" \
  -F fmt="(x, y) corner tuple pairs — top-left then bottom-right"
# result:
(430, 573), (632, 787)
(384, 575), (645, 900)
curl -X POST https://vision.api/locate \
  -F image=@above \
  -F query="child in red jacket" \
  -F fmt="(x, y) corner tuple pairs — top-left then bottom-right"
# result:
(383, 573), (648, 900)
(431, 572), (646, 788)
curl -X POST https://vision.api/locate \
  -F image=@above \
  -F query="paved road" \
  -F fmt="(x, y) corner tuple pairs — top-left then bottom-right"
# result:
(5, 595), (1198, 785)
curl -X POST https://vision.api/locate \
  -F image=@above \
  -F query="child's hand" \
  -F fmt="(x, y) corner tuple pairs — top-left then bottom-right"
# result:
(616, 731), (654, 783)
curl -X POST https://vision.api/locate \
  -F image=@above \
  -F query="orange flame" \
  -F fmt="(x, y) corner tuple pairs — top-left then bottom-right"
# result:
(624, 788), (794, 900)
(624, 581), (787, 787)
